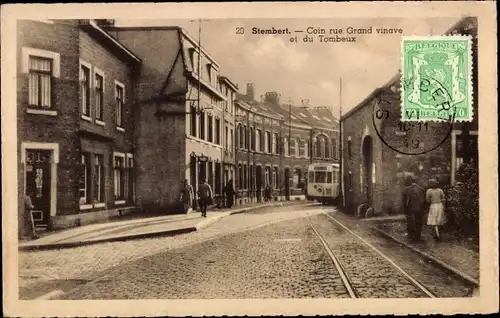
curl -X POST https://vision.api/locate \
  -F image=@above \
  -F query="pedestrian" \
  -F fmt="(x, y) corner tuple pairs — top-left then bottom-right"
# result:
(24, 190), (38, 240)
(426, 178), (446, 241)
(180, 179), (194, 214)
(402, 175), (426, 242)
(198, 179), (213, 218)
(224, 179), (235, 208)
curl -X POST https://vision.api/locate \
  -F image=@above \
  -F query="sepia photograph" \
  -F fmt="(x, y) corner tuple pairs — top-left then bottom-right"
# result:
(2, 2), (498, 317)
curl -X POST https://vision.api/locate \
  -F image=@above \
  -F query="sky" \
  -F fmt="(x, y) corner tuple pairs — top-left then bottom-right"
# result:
(116, 17), (459, 117)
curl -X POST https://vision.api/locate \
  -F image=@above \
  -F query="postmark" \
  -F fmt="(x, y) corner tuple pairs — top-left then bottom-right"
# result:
(401, 36), (473, 122)
(372, 86), (456, 156)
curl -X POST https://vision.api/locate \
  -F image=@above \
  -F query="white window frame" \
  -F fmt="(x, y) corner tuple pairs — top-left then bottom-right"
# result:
(22, 47), (60, 78)
(264, 131), (270, 153)
(295, 138), (301, 157)
(79, 59), (93, 121)
(94, 66), (105, 124)
(304, 140), (309, 158)
(115, 80), (126, 131)
(24, 51), (58, 114)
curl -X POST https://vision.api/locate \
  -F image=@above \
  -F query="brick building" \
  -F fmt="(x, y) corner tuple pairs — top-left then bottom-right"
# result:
(105, 25), (238, 212)
(341, 17), (478, 217)
(17, 19), (141, 234)
(234, 85), (340, 204)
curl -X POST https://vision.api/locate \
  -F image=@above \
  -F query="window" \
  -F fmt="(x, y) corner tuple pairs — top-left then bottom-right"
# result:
(304, 140), (309, 158)
(324, 138), (330, 158)
(126, 154), (135, 203)
(93, 154), (105, 203)
(284, 137), (289, 156)
(293, 169), (301, 188)
(295, 138), (301, 157)
(243, 164), (247, 189)
(244, 125), (248, 149)
(28, 56), (52, 108)
(290, 139), (297, 157)
(215, 118), (221, 145)
(238, 164), (243, 189)
(273, 167), (278, 189)
(255, 129), (261, 152)
(314, 171), (327, 183)
(95, 72), (104, 121)
(249, 127), (255, 150)
(114, 155), (125, 202)
(332, 138), (337, 160)
(265, 131), (271, 153)
(192, 50), (199, 74)
(348, 139), (352, 158)
(199, 111), (205, 140)
(225, 125), (229, 149)
(265, 167), (271, 185)
(80, 64), (91, 116)
(115, 82), (125, 128)
(320, 138), (326, 158)
(230, 129), (234, 153)
(208, 114), (213, 142)
(272, 133), (278, 154)
(190, 105), (197, 137)
(315, 138), (321, 157)
(79, 153), (91, 205)
(308, 171), (314, 183)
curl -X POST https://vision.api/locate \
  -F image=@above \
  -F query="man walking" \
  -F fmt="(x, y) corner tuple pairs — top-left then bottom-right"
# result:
(402, 175), (426, 242)
(198, 179), (213, 218)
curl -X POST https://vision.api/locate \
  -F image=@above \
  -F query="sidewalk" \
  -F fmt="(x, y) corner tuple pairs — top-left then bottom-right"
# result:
(20, 201), (307, 251)
(372, 219), (479, 287)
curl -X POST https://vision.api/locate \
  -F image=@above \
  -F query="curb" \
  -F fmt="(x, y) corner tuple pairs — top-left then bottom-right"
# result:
(371, 226), (480, 288)
(19, 226), (197, 252)
(20, 201), (312, 251)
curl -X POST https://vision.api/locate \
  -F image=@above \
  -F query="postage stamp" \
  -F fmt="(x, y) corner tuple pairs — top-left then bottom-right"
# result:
(401, 36), (473, 122)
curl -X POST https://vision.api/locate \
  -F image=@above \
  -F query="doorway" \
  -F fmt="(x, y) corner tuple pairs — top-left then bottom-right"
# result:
(362, 136), (373, 206)
(284, 167), (291, 199)
(256, 165), (262, 200)
(25, 149), (52, 228)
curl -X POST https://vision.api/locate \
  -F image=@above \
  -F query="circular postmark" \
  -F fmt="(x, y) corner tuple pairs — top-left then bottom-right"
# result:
(372, 74), (457, 156)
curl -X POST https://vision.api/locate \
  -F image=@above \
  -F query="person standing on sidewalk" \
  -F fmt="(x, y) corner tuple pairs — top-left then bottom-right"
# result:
(426, 178), (446, 241)
(402, 175), (426, 242)
(180, 179), (194, 214)
(224, 179), (235, 208)
(198, 179), (213, 218)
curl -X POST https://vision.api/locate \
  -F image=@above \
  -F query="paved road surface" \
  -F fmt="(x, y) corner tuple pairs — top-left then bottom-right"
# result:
(19, 204), (474, 300)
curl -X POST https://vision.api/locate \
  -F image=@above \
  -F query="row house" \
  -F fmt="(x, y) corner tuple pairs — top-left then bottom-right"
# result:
(105, 25), (238, 212)
(341, 17), (478, 217)
(234, 88), (284, 204)
(17, 19), (141, 235)
(233, 85), (341, 204)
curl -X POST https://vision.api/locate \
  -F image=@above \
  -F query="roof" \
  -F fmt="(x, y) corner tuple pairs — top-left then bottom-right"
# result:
(219, 76), (239, 92)
(272, 104), (312, 127)
(80, 21), (141, 64)
(342, 16), (477, 121)
(235, 93), (283, 119)
(293, 107), (339, 130)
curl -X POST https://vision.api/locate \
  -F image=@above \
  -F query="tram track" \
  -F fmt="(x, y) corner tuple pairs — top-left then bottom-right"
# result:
(308, 213), (437, 298)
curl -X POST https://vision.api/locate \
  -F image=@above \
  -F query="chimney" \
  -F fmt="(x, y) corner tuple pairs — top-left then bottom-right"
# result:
(264, 92), (281, 105)
(246, 83), (255, 100)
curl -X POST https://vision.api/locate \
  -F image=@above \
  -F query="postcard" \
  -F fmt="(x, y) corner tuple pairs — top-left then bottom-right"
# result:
(2, 2), (498, 316)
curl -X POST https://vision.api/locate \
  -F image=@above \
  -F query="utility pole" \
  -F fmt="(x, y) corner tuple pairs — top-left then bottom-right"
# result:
(339, 77), (345, 209)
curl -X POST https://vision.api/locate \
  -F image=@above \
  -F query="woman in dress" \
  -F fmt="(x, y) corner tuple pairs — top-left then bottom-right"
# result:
(181, 179), (194, 214)
(426, 178), (446, 240)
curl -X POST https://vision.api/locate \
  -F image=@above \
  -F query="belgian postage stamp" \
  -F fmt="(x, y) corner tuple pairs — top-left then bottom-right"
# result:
(401, 36), (473, 122)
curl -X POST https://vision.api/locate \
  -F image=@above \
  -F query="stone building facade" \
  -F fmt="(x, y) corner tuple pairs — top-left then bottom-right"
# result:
(341, 17), (478, 217)
(17, 19), (141, 234)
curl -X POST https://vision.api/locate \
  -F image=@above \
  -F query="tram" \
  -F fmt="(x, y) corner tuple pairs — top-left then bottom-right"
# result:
(306, 163), (340, 205)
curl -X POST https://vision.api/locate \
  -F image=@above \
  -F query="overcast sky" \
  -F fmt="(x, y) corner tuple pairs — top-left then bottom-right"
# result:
(116, 18), (459, 116)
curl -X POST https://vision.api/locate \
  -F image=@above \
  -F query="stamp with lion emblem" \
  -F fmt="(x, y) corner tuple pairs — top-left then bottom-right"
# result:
(401, 36), (473, 122)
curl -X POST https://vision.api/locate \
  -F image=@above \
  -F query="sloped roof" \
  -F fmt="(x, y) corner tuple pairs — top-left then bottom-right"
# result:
(272, 104), (311, 126)
(235, 93), (282, 119)
(292, 107), (339, 130)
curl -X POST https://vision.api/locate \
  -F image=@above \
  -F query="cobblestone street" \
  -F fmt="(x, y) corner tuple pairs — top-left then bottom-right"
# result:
(20, 205), (475, 300)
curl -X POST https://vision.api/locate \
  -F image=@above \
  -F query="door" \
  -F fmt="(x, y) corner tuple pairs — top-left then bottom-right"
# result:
(284, 168), (290, 199)
(25, 150), (52, 227)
